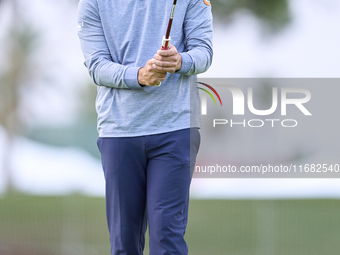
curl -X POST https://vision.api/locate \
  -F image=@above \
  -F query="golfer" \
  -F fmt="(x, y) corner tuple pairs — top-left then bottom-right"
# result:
(77, 0), (213, 254)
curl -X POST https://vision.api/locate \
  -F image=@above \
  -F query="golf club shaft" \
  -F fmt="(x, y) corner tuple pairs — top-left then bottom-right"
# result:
(161, 0), (177, 50)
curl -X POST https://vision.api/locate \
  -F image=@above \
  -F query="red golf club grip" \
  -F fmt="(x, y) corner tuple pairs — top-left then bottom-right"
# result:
(161, 0), (177, 50)
(156, 0), (177, 86)
(161, 36), (171, 50)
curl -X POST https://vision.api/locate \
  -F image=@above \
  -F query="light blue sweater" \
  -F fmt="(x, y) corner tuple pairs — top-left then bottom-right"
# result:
(77, 0), (213, 137)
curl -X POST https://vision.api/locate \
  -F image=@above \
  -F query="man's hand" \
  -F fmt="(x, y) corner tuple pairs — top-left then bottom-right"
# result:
(138, 59), (167, 86)
(152, 44), (182, 73)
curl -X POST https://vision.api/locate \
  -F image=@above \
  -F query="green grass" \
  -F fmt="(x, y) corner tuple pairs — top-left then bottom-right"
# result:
(1, 194), (340, 255)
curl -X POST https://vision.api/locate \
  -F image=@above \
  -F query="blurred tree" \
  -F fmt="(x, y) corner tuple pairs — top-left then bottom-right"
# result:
(212, 0), (291, 33)
(0, 0), (37, 193)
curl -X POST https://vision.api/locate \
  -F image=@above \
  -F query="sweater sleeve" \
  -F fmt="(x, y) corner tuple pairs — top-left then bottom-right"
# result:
(176, 0), (213, 75)
(77, 0), (142, 89)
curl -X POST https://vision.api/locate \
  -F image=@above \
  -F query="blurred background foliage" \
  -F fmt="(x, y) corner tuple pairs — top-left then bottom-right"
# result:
(0, 0), (39, 192)
(212, 0), (291, 33)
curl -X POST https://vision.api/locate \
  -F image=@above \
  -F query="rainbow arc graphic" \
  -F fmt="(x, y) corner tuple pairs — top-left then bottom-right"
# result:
(197, 82), (223, 106)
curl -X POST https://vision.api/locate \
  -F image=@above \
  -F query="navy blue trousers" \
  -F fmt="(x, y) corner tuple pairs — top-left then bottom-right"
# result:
(97, 128), (200, 255)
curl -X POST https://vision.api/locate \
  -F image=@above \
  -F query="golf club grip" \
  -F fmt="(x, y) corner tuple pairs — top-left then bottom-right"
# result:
(155, 36), (171, 87)
(156, 0), (177, 87)
(161, 36), (171, 50)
